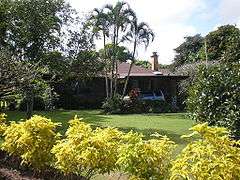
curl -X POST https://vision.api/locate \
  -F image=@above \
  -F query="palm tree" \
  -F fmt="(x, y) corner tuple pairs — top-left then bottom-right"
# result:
(122, 19), (155, 97)
(88, 7), (110, 98)
(104, 2), (136, 97)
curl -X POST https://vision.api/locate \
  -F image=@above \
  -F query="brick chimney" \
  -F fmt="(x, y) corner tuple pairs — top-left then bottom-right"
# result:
(150, 52), (159, 71)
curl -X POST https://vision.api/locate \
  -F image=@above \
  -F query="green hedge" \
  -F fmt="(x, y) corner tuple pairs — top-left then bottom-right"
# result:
(187, 63), (240, 138)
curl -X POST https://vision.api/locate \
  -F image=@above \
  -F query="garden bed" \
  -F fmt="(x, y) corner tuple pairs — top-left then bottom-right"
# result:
(0, 150), (85, 180)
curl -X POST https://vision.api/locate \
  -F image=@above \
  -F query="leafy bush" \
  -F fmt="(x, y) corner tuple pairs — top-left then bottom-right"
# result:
(102, 94), (123, 114)
(1, 115), (61, 169)
(170, 123), (240, 180)
(0, 113), (7, 136)
(52, 116), (176, 179)
(143, 100), (175, 113)
(121, 100), (175, 114)
(187, 63), (240, 138)
(52, 116), (123, 178)
(117, 133), (176, 180)
(19, 96), (46, 111)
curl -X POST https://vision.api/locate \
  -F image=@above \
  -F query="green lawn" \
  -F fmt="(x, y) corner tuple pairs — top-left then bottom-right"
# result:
(4, 110), (194, 148)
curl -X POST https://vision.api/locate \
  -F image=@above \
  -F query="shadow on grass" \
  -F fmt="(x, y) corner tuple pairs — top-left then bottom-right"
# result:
(4, 110), (110, 134)
(143, 113), (189, 119)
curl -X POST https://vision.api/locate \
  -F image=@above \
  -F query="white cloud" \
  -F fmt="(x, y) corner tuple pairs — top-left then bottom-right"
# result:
(218, 0), (240, 24)
(66, 0), (205, 64)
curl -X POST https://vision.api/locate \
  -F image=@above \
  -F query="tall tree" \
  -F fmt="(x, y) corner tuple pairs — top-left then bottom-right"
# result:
(0, 49), (44, 118)
(2, 0), (72, 61)
(104, 1), (136, 97)
(0, 0), (73, 117)
(122, 19), (154, 96)
(173, 34), (204, 68)
(88, 7), (111, 97)
(205, 25), (240, 62)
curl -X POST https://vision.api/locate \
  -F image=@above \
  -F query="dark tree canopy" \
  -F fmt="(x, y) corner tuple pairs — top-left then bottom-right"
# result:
(205, 25), (240, 62)
(0, 0), (72, 61)
(173, 34), (204, 67)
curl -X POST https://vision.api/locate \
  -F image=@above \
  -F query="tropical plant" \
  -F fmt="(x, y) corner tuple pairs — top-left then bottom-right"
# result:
(103, 1), (136, 97)
(102, 94), (123, 114)
(117, 132), (176, 179)
(170, 123), (240, 180)
(1, 115), (61, 170)
(88, 7), (111, 98)
(52, 116), (123, 178)
(122, 18), (154, 96)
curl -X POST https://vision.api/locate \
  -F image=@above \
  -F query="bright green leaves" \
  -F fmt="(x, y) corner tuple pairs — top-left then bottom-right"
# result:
(187, 63), (240, 138)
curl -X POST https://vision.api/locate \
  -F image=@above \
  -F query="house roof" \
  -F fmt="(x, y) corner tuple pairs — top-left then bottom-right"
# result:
(117, 62), (185, 78)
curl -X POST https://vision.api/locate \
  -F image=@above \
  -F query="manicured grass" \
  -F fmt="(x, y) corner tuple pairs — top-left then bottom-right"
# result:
(4, 110), (194, 148)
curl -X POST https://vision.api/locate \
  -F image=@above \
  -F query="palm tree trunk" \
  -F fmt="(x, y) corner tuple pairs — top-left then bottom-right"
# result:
(103, 33), (109, 98)
(113, 28), (119, 96)
(110, 25), (117, 97)
(122, 40), (137, 97)
(114, 60), (118, 95)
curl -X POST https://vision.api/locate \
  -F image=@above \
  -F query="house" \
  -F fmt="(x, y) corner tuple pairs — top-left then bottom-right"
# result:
(55, 52), (188, 109)
(117, 52), (188, 104)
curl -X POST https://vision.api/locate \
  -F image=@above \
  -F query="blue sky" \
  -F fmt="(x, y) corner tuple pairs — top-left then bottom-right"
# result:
(68, 0), (240, 64)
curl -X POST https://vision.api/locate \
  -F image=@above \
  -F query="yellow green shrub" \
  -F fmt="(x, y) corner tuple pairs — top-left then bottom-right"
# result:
(1, 115), (61, 170)
(0, 113), (7, 135)
(170, 123), (240, 180)
(52, 116), (124, 178)
(117, 133), (176, 180)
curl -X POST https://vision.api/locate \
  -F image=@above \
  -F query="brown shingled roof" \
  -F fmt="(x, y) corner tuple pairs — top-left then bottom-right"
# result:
(117, 62), (172, 78)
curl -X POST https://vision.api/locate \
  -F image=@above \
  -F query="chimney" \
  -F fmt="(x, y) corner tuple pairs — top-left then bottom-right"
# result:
(150, 52), (159, 71)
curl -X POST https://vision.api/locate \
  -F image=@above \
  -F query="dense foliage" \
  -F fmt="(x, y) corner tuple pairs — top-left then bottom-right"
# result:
(173, 34), (203, 67)
(52, 116), (123, 178)
(205, 25), (240, 62)
(173, 25), (240, 68)
(102, 94), (124, 114)
(0, 113), (7, 135)
(118, 133), (175, 179)
(52, 116), (175, 179)
(1, 113), (240, 179)
(102, 94), (175, 114)
(187, 63), (240, 138)
(170, 123), (240, 180)
(1, 115), (61, 169)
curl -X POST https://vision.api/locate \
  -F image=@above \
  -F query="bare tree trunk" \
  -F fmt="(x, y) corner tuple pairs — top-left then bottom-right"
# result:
(122, 40), (137, 97)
